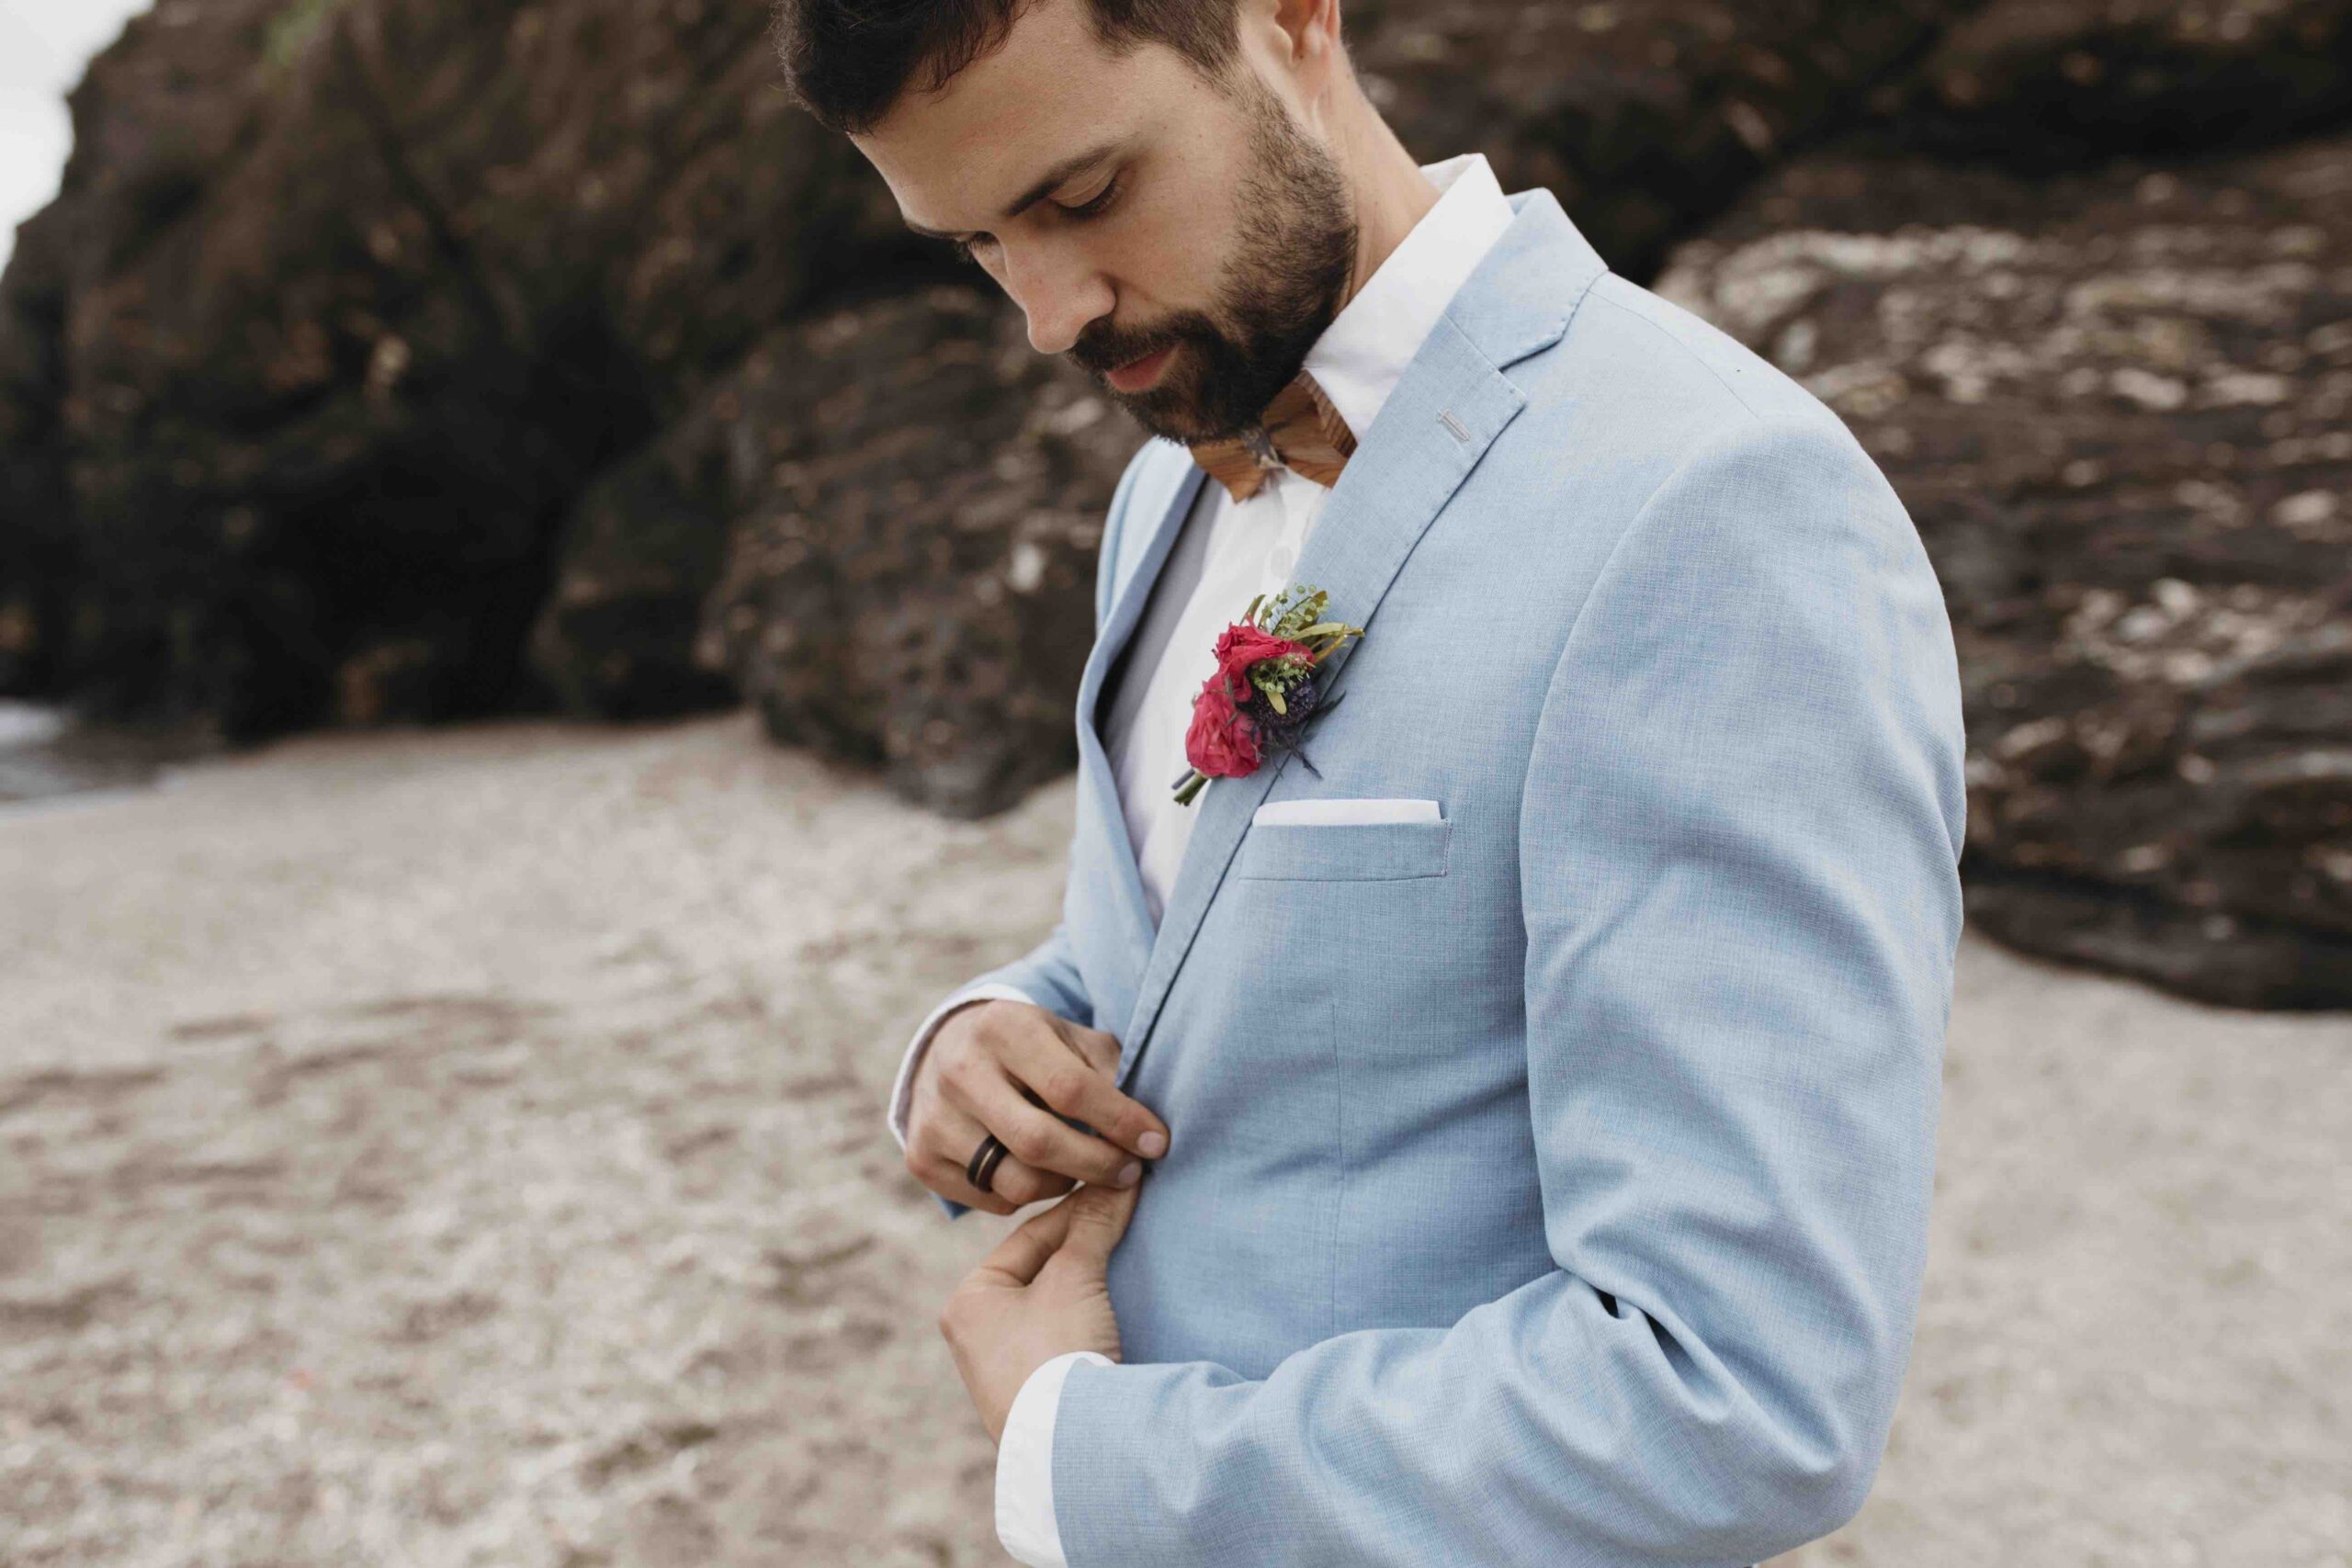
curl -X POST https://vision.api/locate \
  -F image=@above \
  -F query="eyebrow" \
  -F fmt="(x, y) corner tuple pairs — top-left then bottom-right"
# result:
(902, 141), (1124, 240)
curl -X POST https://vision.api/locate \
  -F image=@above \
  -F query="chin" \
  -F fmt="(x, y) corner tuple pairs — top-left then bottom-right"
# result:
(1119, 405), (1197, 445)
(1115, 382), (1222, 446)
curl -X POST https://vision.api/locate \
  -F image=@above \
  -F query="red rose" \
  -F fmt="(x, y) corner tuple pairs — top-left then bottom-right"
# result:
(1210, 623), (1314, 691)
(1185, 679), (1262, 778)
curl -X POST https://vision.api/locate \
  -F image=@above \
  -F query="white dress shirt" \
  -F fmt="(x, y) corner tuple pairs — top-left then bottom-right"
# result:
(882, 152), (1518, 1567)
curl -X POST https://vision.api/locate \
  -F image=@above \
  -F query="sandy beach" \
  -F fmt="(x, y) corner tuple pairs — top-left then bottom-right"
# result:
(3, 715), (2345, 1566)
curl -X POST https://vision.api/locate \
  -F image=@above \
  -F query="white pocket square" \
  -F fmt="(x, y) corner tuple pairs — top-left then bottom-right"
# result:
(1251, 797), (1443, 828)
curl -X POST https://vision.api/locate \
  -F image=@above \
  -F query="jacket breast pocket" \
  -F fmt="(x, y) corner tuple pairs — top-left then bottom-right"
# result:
(1230, 818), (1453, 882)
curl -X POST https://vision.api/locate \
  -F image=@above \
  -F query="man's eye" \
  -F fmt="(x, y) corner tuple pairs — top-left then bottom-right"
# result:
(1059, 176), (1123, 220)
(951, 235), (995, 265)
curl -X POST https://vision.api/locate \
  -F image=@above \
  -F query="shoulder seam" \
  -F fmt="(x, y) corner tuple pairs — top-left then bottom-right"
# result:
(1531, 398), (1860, 753)
(1585, 286), (1770, 425)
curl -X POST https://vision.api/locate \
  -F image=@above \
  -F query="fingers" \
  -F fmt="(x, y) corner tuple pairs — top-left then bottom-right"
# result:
(963, 1069), (1143, 1191)
(908, 999), (1169, 1211)
(1014, 1020), (1171, 1162)
(936, 1163), (1019, 1217)
(1059, 1020), (1123, 1078)
(969, 1149), (1078, 1211)
(909, 1098), (1069, 1215)
(973, 1177), (1141, 1290)
(969, 1197), (1080, 1289)
(1052, 1179), (1142, 1269)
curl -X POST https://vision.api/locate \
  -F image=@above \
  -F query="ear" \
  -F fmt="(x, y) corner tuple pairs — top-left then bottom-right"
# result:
(1267, 0), (1343, 69)
(1253, 0), (1346, 109)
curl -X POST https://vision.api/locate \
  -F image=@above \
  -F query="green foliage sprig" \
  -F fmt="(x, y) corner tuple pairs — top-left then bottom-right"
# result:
(1170, 582), (1365, 805)
(1248, 584), (1364, 671)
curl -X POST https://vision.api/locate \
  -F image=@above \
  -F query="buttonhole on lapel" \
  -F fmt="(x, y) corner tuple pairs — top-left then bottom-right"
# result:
(1439, 412), (1472, 444)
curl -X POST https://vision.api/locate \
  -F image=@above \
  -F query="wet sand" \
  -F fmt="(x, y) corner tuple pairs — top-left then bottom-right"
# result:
(2, 716), (2344, 1565)
(0, 700), (209, 808)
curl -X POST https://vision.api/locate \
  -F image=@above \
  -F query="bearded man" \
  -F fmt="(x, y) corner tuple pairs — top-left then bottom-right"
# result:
(775, 3), (1966, 1563)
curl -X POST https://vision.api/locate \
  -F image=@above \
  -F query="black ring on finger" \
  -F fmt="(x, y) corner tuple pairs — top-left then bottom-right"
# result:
(966, 1132), (1010, 1194)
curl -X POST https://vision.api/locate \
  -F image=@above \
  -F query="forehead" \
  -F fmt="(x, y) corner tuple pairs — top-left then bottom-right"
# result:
(854, 0), (1192, 231)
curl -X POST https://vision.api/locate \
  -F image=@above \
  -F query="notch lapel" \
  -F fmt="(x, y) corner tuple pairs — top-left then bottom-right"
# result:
(1069, 457), (1208, 1020)
(1083, 189), (1606, 1086)
(1113, 315), (1538, 1088)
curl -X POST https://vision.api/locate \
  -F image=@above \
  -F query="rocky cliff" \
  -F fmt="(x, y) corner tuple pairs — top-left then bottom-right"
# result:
(3, 0), (2347, 1003)
(1659, 133), (2352, 1006)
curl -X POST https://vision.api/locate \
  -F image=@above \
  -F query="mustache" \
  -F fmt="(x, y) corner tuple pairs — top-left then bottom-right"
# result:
(1070, 316), (1211, 379)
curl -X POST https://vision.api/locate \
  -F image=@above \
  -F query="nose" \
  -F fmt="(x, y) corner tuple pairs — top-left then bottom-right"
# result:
(1001, 240), (1114, 357)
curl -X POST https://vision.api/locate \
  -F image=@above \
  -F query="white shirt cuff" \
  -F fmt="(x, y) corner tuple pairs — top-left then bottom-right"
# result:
(885, 984), (1035, 1149)
(995, 1349), (1114, 1567)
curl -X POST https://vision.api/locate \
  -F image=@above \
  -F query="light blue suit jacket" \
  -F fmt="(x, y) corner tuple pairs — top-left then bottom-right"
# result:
(929, 186), (1966, 1565)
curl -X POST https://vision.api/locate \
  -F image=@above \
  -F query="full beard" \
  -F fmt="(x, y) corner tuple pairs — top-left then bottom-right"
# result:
(1076, 79), (1360, 446)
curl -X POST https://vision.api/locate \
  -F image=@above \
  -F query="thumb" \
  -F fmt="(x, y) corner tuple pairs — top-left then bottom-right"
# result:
(968, 1194), (1079, 1291)
(1052, 1178), (1142, 1270)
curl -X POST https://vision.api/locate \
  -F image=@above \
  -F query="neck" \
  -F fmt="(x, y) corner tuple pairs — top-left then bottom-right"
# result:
(1324, 87), (1441, 312)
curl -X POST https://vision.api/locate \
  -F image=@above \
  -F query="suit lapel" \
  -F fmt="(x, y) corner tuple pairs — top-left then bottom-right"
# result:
(1087, 190), (1607, 1086)
(1114, 316), (1539, 1086)
(1072, 458), (1208, 979)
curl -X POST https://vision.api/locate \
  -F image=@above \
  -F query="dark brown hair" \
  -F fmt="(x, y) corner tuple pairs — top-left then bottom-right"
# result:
(775, 0), (1247, 133)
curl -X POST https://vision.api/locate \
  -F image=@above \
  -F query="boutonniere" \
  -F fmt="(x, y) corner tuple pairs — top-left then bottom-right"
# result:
(1172, 583), (1365, 807)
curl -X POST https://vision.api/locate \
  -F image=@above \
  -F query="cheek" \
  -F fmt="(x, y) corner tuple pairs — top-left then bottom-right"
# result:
(1118, 186), (1227, 299)
(1113, 236), (1213, 321)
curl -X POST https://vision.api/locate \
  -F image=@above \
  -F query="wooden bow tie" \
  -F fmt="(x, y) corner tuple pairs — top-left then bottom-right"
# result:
(1187, 372), (1358, 503)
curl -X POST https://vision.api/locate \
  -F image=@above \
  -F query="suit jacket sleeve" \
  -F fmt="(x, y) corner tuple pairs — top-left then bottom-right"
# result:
(1038, 415), (1969, 1564)
(889, 439), (1165, 1220)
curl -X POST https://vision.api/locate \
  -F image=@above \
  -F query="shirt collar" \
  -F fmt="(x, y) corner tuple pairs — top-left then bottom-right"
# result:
(1300, 152), (1517, 446)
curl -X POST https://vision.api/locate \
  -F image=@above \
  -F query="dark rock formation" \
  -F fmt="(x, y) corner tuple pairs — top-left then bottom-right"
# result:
(687, 288), (1138, 818)
(4, 0), (2352, 995)
(1660, 136), (2352, 1007)
(0, 0), (917, 736)
(0, 0), (288, 698)
(0, 214), (71, 697)
(530, 285), (1136, 816)
(1348, 0), (1974, 281)
(0, 0), (1996, 786)
(1880, 0), (2352, 164)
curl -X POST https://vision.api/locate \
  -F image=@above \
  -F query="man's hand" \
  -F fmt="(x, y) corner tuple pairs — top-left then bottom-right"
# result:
(940, 1179), (1142, 1444)
(906, 999), (1170, 1216)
